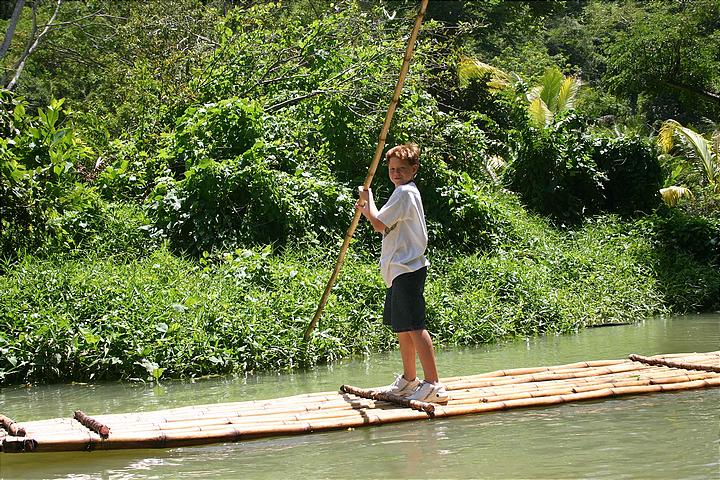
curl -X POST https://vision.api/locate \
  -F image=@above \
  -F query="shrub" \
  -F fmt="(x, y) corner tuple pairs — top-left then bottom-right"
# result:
(592, 135), (662, 215)
(147, 143), (353, 254)
(504, 116), (605, 225)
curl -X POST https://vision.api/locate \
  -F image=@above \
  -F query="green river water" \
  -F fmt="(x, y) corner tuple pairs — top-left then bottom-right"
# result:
(1, 313), (718, 479)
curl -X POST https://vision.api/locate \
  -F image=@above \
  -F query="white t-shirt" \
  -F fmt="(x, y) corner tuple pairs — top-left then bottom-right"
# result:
(376, 181), (430, 287)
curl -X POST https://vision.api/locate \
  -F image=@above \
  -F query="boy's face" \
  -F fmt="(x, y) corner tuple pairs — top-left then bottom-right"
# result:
(388, 156), (418, 187)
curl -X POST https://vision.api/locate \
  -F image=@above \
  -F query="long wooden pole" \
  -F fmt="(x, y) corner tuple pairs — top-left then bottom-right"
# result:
(628, 353), (720, 372)
(303, 0), (430, 341)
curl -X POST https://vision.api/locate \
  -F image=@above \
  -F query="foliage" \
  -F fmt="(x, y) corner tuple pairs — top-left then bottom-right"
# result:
(658, 119), (720, 193)
(0, 0), (718, 387)
(552, 0), (720, 125)
(0, 92), (100, 258)
(526, 67), (582, 128)
(633, 211), (720, 311)
(590, 135), (662, 215)
(504, 116), (605, 225)
(9, 208), (719, 385)
(1, 0), (222, 144)
(148, 144), (353, 255)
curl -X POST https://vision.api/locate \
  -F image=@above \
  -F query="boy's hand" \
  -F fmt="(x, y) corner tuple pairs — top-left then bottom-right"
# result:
(355, 186), (371, 210)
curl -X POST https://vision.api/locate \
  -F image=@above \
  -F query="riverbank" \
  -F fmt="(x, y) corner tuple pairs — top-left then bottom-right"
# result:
(1, 207), (718, 386)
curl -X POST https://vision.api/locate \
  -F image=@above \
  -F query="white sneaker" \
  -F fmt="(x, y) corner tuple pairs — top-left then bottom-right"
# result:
(406, 381), (449, 404)
(376, 374), (421, 396)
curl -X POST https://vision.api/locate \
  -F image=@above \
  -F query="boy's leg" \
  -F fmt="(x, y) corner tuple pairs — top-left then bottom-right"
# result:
(398, 331), (417, 381)
(408, 329), (439, 383)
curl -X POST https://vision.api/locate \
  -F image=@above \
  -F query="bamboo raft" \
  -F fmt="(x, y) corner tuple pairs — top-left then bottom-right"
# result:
(1, 351), (718, 453)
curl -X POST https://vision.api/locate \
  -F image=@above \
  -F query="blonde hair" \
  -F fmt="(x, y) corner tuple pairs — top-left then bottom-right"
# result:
(385, 143), (420, 167)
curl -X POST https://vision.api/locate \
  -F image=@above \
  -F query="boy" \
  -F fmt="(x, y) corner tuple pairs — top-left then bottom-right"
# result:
(356, 143), (448, 403)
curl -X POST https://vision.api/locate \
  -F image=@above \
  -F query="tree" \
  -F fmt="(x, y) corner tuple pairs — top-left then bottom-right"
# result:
(527, 67), (581, 128)
(1, 0), (62, 91)
(597, 0), (720, 123)
(658, 119), (720, 193)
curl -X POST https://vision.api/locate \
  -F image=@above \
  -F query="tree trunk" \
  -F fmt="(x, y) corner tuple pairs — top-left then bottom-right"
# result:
(6, 0), (62, 91)
(0, 0), (25, 61)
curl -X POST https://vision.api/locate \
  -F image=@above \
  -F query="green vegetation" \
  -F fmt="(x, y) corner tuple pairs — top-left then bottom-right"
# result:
(1, 0), (718, 385)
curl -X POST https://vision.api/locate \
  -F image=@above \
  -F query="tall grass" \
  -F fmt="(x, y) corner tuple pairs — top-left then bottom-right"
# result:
(3, 196), (716, 385)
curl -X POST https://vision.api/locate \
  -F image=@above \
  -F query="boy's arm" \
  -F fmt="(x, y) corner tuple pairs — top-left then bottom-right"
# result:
(356, 187), (386, 233)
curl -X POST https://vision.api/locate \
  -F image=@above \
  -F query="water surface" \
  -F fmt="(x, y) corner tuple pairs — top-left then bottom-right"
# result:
(1, 314), (718, 479)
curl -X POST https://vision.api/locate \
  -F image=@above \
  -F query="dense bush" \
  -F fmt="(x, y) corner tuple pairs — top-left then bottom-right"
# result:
(504, 116), (605, 225)
(148, 142), (353, 254)
(0, 94), (104, 258)
(10, 210), (718, 385)
(591, 136), (662, 215)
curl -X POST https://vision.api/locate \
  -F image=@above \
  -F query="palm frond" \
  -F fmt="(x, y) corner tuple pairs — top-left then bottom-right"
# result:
(658, 119), (681, 153)
(660, 185), (694, 207)
(537, 68), (565, 113)
(658, 119), (718, 188)
(458, 57), (511, 90)
(528, 97), (553, 127)
(556, 76), (581, 113)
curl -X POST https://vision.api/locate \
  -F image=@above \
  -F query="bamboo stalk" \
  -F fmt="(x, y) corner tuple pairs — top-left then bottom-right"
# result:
(446, 366), (659, 393)
(340, 385), (436, 413)
(449, 371), (717, 405)
(93, 397), (375, 427)
(102, 405), (380, 435)
(629, 353), (720, 372)
(441, 359), (628, 383)
(303, 0), (430, 341)
(90, 393), (352, 423)
(445, 361), (640, 385)
(74, 411), (110, 438)
(447, 363), (648, 390)
(0, 415), (25, 437)
(436, 377), (720, 418)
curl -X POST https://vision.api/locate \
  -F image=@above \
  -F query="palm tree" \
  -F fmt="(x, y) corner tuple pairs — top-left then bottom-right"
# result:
(526, 67), (582, 128)
(457, 59), (581, 129)
(658, 119), (719, 193)
(457, 56), (514, 91)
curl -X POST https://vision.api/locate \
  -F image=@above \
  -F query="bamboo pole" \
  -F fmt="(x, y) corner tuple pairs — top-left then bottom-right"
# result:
(340, 384), (436, 413)
(303, 0), (430, 341)
(446, 363), (649, 390)
(74, 411), (110, 438)
(629, 353), (720, 372)
(91, 396), (375, 427)
(0, 415), (25, 437)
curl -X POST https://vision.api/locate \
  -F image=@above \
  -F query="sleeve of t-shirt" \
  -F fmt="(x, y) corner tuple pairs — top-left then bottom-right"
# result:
(377, 189), (408, 228)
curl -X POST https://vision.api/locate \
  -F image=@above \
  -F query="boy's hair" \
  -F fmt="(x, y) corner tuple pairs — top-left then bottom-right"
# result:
(386, 143), (420, 166)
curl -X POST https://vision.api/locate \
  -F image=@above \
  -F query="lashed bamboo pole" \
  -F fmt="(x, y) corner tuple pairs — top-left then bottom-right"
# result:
(0, 415), (25, 437)
(303, 0), (430, 341)
(340, 384), (436, 413)
(74, 411), (110, 438)
(449, 371), (717, 405)
(91, 397), (375, 427)
(629, 353), (720, 372)
(445, 362), (648, 390)
(441, 359), (628, 383)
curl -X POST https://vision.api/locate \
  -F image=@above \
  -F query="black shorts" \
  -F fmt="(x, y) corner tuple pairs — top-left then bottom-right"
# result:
(383, 267), (427, 333)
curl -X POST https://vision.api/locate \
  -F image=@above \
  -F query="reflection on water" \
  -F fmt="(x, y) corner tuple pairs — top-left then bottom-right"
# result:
(1, 314), (718, 480)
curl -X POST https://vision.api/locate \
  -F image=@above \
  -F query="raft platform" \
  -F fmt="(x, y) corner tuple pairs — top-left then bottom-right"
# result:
(2, 351), (718, 453)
